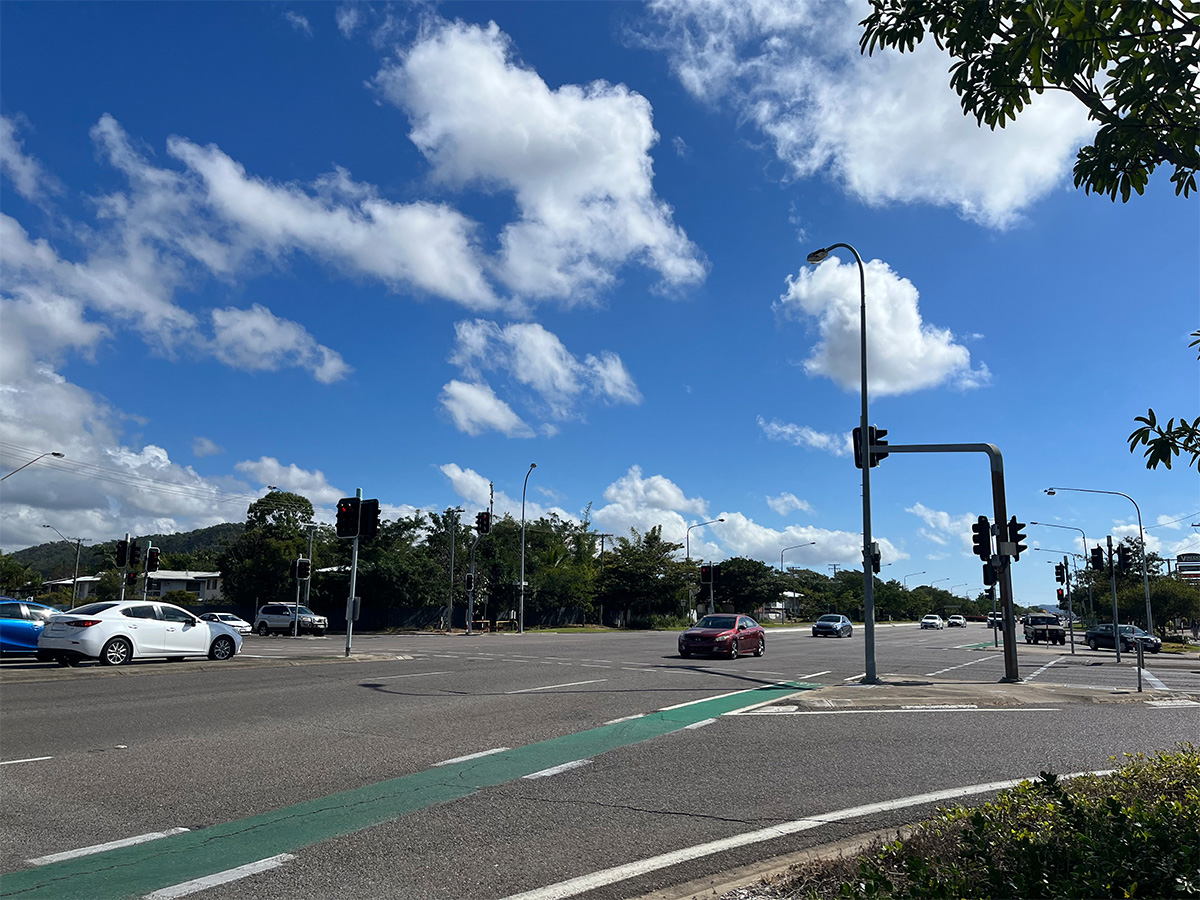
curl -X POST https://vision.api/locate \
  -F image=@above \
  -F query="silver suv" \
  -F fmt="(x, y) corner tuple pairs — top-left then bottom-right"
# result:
(254, 603), (328, 637)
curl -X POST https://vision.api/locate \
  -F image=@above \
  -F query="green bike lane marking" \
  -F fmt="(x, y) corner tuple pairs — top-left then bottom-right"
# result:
(1, 681), (816, 900)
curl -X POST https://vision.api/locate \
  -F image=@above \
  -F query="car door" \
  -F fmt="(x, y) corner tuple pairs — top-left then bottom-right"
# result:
(119, 603), (168, 655)
(159, 604), (209, 655)
(0, 601), (35, 652)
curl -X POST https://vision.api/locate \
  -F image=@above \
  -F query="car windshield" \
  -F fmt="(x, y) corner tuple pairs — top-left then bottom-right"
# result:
(68, 602), (118, 615)
(218, 614), (239, 622)
(1118, 625), (1148, 636)
(297, 607), (316, 617)
(817, 615), (841, 623)
(1029, 616), (1058, 625)
(923, 616), (939, 621)
(695, 616), (736, 629)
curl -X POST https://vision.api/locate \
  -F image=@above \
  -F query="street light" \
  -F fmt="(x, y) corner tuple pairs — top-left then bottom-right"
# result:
(2, 451), (64, 481)
(686, 518), (725, 561)
(42, 525), (85, 606)
(780, 541), (815, 572)
(1045, 487), (1154, 634)
(519, 462), (536, 635)
(951, 583), (968, 596)
(902, 571), (925, 590)
(807, 242), (877, 684)
(1031, 520), (1094, 623)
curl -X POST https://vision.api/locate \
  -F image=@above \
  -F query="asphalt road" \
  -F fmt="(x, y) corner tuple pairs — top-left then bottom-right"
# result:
(2, 625), (1198, 900)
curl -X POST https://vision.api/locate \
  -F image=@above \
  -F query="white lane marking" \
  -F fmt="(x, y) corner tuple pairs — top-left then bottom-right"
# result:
(1148, 698), (1199, 707)
(544, 657), (570, 661)
(580, 664), (611, 669)
(1140, 668), (1168, 690)
(734, 707), (1058, 716)
(434, 747), (511, 767)
(499, 772), (1110, 900)
(925, 656), (1001, 676)
(798, 670), (831, 680)
(844, 672), (867, 682)
(370, 671), (452, 681)
(603, 714), (646, 725)
(747, 670), (784, 675)
(523, 759), (592, 780)
(506, 679), (606, 694)
(684, 718), (716, 730)
(622, 667), (654, 673)
(142, 853), (295, 899)
(1024, 657), (1065, 682)
(1, 756), (53, 766)
(901, 704), (977, 710)
(28, 829), (191, 865)
(658, 682), (797, 713)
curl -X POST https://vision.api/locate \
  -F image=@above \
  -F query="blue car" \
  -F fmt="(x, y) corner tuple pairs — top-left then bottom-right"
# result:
(0, 598), (59, 654)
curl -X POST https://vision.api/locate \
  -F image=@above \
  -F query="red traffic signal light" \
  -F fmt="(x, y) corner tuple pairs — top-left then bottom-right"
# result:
(700, 564), (712, 583)
(125, 572), (137, 586)
(475, 511), (491, 534)
(1056, 588), (1064, 601)
(336, 497), (361, 538)
(146, 548), (161, 573)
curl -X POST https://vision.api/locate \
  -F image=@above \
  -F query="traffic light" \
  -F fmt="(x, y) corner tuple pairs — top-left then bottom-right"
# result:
(475, 511), (491, 534)
(129, 541), (141, 565)
(700, 564), (712, 584)
(1090, 546), (1105, 571)
(713, 563), (722, 587)
(982, 561), (997, 587)
(360, 499), (381, 540)
(1054, 563), (1065, 584)
(146, 547), (161, 573)
(115, 539), (129, 567)
(868, 425), (889, 467)
(125, 572), (137, 586)
(1056, 588), (1064, 602)
(465, 573), (474, 592)
(852, 426), (864, 469)
(336, 497), (361, 538)
(971, 516), (991, 560)
(870, 542), (881, 574)
(1116, 544), (1130, 573)
(1007, 517), (1027, 561)
(296, 558), (311, 580)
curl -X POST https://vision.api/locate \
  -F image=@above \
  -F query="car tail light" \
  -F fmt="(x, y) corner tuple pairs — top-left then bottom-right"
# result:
(64, 619), (103, 628)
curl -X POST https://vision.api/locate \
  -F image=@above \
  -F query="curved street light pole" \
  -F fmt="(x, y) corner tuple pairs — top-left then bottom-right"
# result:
(807, 242), (877, 683)
(2, 451), (64, 481)
(519, 463), (537, 635)
(686, 518), (725, 562)
(902, 571), (925, 590)
(779, 541), (815, 572)
(1045, 487), (1154, 634)
(42, 524), (84, 605)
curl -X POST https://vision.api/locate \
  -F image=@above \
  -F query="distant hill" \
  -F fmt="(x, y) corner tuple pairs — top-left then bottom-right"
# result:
(13, 522), (245, 580)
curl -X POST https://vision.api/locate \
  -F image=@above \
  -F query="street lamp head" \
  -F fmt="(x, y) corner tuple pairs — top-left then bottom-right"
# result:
(806, 248), (829, 264)
(1044, 488), (1056, 496)
(50, 452), (64, 458)
(717, 517), (725, 523)
(529, 462), (537, 469)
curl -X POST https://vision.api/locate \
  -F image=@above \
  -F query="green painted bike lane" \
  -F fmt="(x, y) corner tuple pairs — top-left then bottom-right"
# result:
(1, 681), (816, 899)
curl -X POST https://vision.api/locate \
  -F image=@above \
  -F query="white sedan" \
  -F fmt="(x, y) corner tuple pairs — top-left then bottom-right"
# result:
(920, 614), (945, 630)
(199, 612), (253, 635)
(37, 601), (242, 667)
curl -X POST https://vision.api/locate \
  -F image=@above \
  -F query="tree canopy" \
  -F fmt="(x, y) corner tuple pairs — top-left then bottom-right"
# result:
(860, 1), (1199, 201)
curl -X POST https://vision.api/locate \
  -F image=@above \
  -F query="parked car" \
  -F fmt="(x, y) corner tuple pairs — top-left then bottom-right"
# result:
(1085, 623), (1161, 654)
(36, 601), (242, 667)
(0, 598), (58, 654)
(199, 612), (252, 635)
(678, 615), (765, 659)
(920, 615), (945, 630)
(947, 615), (967, 628)
(254, 603), (328, 636)
(811, 614), (853, 638)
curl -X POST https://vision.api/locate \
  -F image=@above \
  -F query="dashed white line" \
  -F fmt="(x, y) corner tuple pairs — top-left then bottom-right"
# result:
(1140, 668), (1168, 690)
(735, 707), (1057, 716)
(506, 679), (607, 694)
(434, 747), (511, 766)
(798, 670), (831, 680)
(580, 664), (611, 669)
(370, 671), (452, 680)
(1, 756), (53, 766)
(523, 759), (592, 779)
(28, 829), (190, 865)
(142, 853), (295, 899)
(603, 714), (646, 725)
(925, 656), (1001, 676)
(1023, 657), (1065, 682)
(683, 718), (716, 730)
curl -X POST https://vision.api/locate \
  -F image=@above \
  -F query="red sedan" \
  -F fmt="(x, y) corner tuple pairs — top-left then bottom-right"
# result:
(678, 614), (765, 659)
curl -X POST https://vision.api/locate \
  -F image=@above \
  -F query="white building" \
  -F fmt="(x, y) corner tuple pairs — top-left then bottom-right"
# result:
(43, 571), (223, 604)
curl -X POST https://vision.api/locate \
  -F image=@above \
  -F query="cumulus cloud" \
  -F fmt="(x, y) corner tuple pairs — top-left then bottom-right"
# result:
(375, 18), (706, 302)
(642, 0), (1095, 228)
(778, 257), (990, 395)
(758, 415), (851, 455)
(766, 491), (813, 516)
(192, 436), (223, 458)
(234, 457), (343, 505)
(439, 463), (570, 522)
(439, 380), (533, 437)
(906, 502), (978, 555)
(211, 305), (350, 384)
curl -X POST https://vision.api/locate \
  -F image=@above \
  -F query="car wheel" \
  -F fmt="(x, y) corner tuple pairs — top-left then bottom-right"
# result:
(754, 637), (765, 657)
(55, 655), (71, 667)
(679, 648), (691, 658)
(812, 630), (818, 637)
(208, 635), (236, 661)
(315, 629), (326, 637)
(257, 622), (269, 637)
(729, 641), (739, 660)
(1150, 646), (1160, 654)
(847, 626), (853, 637)
(1088, 638), (1098, 651)
(99, 637), (132, 666)
(36, 651), (52, 662)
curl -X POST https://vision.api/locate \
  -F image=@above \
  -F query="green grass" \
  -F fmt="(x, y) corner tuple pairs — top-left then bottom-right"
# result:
(757, 745), (1200, 899)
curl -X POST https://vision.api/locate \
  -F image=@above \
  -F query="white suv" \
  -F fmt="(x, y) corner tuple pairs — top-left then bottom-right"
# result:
(254, 603), (328, 637)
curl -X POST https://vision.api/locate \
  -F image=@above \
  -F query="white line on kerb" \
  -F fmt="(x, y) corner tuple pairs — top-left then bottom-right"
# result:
(925, 655), (1000, 676)
(735, 707), (1058, 716)
(142, 853), (295, 899)
(498, 772), (1111, 900)
(434, 747), (511, 767)
(27, 829), (190, 865)
(1, 756), (53, 766)
(524, 759), (592, 780)
(1024, 657), (1065, 682)
(506, 679), (606, 694)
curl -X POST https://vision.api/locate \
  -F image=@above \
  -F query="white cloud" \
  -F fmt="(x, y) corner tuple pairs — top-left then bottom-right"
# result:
(778, 257), (990, 395)
(438, 380), (533, 438)
(335, 4), (361, 38)
(758, 415), (851, 455)
(192, 437), (222, 458)
(643, 0), (1096, 228)
(439, 463), (570, 522)
(603, 465), (708, 516)
(234, 457), (343, 505)
(211, 305), (350, 384)
(0, 115), (61, 202)
(717, 511), (902, 568)
(375, 18), (706, 302)
(283, 11), (312, 36)
(906, 502), (977, 555)
(766, 492), (812, 516)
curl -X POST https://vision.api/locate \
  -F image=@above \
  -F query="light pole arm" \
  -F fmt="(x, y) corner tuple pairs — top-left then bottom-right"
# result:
(3, 451), (64, 481)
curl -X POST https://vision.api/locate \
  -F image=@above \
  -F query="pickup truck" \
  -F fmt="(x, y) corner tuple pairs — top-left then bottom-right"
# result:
(1023, 613), (1066, 645)
(1085, 623), (1161, 654)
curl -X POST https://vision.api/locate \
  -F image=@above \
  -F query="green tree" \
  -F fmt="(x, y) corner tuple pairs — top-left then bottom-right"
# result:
(860, 1), (1199, 200)
(596, 526), (688, 625)
(1128, 329), (1200, 470)
(714, 557), (782, 614)
(217, 492), (313, 614)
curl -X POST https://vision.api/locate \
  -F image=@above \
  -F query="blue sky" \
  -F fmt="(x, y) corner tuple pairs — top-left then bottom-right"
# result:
(2, 1), (1196, 605)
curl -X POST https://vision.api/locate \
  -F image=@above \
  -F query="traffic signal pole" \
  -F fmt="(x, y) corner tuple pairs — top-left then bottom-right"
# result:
(344, 488), (362, 658)
(119, 532), (130, 601)
(1062, 556), (1076, 654)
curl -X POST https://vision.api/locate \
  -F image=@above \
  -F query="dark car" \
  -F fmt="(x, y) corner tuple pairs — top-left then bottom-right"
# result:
(0, 598), (58, 654)
(679, 614), (765, 659)
(812, 614), (853, 638)
(1086, 623), (1161, 654)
